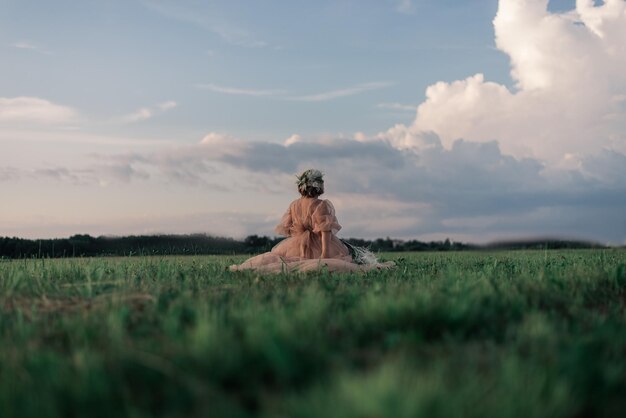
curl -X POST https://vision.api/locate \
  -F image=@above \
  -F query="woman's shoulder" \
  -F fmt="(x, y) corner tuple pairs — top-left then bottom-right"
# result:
(313, 198), (335, 213)
(288, 198), (302, 207)
(287, 197), (306, 213)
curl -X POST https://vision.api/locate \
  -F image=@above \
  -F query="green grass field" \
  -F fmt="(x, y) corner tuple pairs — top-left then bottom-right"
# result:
(1, 250), (625, 418)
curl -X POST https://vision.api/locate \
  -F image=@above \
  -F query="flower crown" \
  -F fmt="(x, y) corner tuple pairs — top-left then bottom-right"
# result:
(296, 169), (324, 192)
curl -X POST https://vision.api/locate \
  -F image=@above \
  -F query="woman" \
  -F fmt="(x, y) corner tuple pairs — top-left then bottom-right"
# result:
(229, 169), (392, 273)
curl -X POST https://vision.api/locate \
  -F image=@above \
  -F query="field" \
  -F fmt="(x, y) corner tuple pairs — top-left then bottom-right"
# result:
(1, 250), (625, 418)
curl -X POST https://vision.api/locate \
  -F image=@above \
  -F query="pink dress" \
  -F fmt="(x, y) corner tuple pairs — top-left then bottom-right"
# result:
(230, 197), (386, 273)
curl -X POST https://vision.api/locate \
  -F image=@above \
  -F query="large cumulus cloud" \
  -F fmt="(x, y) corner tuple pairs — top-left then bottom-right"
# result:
(404, 0), (626, 163)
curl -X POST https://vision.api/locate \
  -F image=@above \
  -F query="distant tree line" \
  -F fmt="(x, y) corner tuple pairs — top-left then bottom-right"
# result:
(477, 239), (607, 250)
(0, 234), (248, 259)
(0, 234), (607, 259)
(343, 237), (473, 252)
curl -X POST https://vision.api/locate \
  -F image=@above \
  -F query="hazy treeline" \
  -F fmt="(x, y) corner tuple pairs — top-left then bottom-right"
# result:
(0, 234), (248, 259)
(0, 234), (606, 259)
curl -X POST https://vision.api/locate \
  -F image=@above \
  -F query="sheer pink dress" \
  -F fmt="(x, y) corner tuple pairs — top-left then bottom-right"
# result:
(230, 197), (381, 273)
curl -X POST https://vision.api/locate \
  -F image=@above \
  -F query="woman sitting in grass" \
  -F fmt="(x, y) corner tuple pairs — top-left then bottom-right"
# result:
(230, 169), (393, 273)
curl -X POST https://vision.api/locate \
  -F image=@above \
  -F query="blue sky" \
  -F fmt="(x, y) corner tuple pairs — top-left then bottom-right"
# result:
(2, 0), (510, 138)
(2, 0), (625, 244)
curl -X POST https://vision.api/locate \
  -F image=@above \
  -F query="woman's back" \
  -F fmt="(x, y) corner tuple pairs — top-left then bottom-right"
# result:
(273, 197), (348, 259)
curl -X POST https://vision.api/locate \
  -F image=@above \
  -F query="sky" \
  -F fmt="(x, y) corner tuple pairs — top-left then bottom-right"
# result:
(1, 0), (625, 244)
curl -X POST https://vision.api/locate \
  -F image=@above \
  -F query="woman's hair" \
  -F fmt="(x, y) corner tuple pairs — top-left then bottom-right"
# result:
(296, 169), (324, 197)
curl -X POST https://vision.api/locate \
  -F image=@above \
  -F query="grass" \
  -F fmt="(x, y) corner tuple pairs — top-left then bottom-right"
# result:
(1, 250), (625, 418)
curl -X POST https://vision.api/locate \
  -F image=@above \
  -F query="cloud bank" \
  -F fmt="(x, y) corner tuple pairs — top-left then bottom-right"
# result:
(46, 125), (619, 242)
(122, 101), (178, 123)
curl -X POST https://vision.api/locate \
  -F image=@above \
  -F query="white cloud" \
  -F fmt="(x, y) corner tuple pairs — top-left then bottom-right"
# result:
(196, 83), (286, 97)
(158, 101), (178, 111)
(0, 97), (76, 124)
(122, 100), (177, 123)
(196, 81), (393, 102)
(289, 82), (394, 102)
(11, 40), (52, 54)
(406, 0), (626, 162)
(284, 134), (302, 146)
(124, 107), (153, 122)
(377, 102), (417, 111)
(12, 41), (37, 50)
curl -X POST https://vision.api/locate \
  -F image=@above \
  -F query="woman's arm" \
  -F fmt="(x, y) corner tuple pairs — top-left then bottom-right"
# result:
(275, 204), (293, 237)
(321, 230), (330, 258)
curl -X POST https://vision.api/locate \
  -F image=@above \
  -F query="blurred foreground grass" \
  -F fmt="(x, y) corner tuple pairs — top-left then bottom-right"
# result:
(1, 250), (625, 418)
